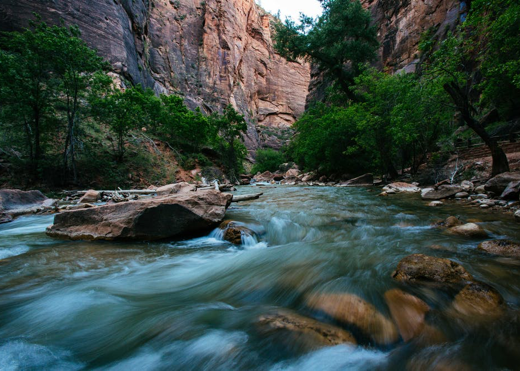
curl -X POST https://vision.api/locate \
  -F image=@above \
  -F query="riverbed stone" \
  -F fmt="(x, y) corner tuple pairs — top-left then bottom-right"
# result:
(0, 189), (49, 211)
(433, 216), (462, 228)
(460, 180), (474, 192)
(454, 192), (469, 198)
(478, 240), (520, 258)
(447, 223), (488, 238)
(392, 254), (474, 284)
(78, 190), (100, 204)
(219, 221), (257, 245)
(257, 310), (357, 349)
(428, 201), (443, 207)
(156, 182), (195, 196)
(500, 180), (520, 200)
(515, 210), (520, 221)
(421, 185), (463, 200)
(46, 190), (233, 241)
(384, 289), (430, 342)
(383, 182), (420, 193)
(448, 282), (504, 324)
(306, 292), (399, 345)
(485, 172), (520, 195)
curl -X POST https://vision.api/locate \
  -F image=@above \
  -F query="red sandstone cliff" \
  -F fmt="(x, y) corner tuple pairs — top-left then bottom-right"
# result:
(0, 0), (310, 153)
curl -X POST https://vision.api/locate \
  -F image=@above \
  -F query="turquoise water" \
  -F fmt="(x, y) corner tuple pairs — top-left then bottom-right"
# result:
(0, 186), (518, 370)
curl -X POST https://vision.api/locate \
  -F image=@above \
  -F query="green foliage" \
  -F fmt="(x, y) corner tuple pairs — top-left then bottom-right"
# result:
(274, 0), (378, 99)
(289, 69), (454, 177)
(210, 105), (248, 182)
(251, 149), (285, 174)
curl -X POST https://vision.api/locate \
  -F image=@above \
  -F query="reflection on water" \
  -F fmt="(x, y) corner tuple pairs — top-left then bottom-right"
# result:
(0, 186), (519, 370)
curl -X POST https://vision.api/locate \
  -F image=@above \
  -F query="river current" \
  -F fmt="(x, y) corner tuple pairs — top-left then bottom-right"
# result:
(0, 186), (519, 370)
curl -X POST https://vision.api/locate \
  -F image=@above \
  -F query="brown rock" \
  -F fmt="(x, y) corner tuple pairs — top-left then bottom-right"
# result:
(219, 221), (257, 245)
(384, 289), (430, 342)
(383, 182), (420, 193)
(448, 282), (504, 324)
(257, 310), (356, 349)
(392, 254), (474, 284)
(306, 292), (399, 345)
(478, 240), (520, 258)
(0, 189), (48, 211)
(421, 185), (463, 200)
(78, 190), (100, 204)
(285, 169), (300, 178)
(433, 216), (462, 228)
(500, 180), (520, 200)
(46, 190), (232, 241)
(447, 223), (488, 238)
(156, 182), (195, 196)
(485, 172), (520, 194)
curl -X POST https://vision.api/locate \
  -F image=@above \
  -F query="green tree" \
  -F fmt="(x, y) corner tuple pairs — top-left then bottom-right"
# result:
(211, 105), (248, 182)
(424, 0), (520, 176)
(274, 0), (378, 100)
(251, 149), (285, 174)
(0, 20), (61, 179)
(52, 24), (107, 182)
(92, 86), (152, 163)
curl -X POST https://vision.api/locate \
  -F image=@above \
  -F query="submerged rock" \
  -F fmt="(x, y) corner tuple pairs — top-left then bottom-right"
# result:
(478, 240), (520, 258)
(218, 220), (257, 245)
(46, 190), (232, 241)
(448, 282), (504, 324)
(257, 310), (356, 349)
(384, 289), (445, 345)
(432, 216), (462, 228)
(447, 223), (488, 238)
(392, 254), (474, 285)
(421, 185), (463, 200)
(306, 292), (399, 345)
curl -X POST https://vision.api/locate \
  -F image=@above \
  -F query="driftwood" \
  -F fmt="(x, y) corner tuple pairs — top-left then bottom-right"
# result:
(231, 192), (263, 202)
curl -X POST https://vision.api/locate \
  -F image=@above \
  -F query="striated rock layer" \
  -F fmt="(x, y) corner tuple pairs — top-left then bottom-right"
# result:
(0, 0), (310, 154)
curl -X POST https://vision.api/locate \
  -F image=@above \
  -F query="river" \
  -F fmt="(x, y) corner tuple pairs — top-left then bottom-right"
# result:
(0, 186), (519, 370)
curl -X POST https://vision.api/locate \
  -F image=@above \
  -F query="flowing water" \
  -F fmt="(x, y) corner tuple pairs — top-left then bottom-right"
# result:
(0, 186), (519, 370)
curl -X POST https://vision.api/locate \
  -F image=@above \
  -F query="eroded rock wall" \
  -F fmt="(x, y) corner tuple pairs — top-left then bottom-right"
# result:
(0, 0), (310, 154)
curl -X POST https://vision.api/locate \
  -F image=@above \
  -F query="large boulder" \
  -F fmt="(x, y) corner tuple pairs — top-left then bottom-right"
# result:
(339, 173), (374, 187)
(485, 172), (520, 194)
(285, 169), (300, 178)
(0, 189), (49, 211)
(382, 182), (420, 193)
(447, 223), (488, 238)
(500, 180), (520, 200)
(306, 292), (399, 345)
(254, 171), (274, 182)
(257, 310), (356, 349)
(46, 190), (232, 241)
(421, 185), (463, 200)
(478, 240), (520, 258)
(392, 254), (474, 284)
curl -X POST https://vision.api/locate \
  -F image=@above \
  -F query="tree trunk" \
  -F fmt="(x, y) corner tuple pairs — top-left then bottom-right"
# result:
(443, 82), (510, 176)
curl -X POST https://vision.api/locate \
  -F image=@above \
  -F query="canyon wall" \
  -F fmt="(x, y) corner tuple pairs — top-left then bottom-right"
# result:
(0, 0), (310, 154)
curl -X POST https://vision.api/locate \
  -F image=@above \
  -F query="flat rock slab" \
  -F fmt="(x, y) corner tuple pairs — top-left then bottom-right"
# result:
(421, 185), (463, 200)
(46, 190), (232, 241)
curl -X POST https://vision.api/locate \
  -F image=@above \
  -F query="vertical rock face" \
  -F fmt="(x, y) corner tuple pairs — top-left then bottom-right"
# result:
(0, 0), (310, 153)
(307, 0), (462, 104)
(362, 0), (461, 73)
